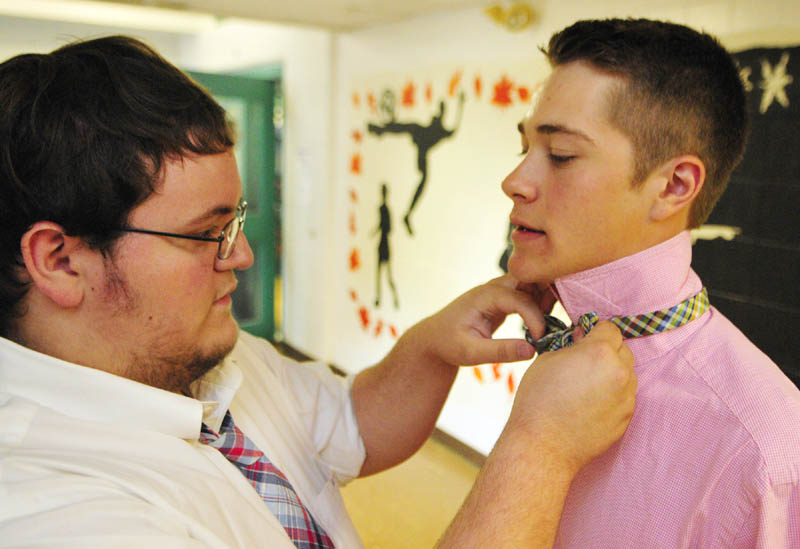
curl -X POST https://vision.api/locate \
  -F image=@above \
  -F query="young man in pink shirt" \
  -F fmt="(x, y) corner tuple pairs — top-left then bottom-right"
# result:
(504, 18), (800, 547)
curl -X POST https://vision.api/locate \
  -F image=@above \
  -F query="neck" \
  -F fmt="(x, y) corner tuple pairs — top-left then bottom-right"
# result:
(16, 291), (215, 395)
(18, 293), (130, 378)
(553, 231), (700, 323)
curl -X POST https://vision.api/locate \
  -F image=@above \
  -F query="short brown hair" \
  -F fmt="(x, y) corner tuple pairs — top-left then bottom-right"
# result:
(544, 18), (748, 228)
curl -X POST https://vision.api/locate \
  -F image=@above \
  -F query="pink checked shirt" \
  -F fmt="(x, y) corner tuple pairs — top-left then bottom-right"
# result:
(552, 231), (800, 548)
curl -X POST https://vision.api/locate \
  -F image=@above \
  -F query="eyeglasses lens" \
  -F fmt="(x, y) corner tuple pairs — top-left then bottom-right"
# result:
(218, 202), (247, 260)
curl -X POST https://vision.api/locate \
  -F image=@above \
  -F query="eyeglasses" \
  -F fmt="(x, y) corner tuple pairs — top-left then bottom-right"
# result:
(117, 199), (247, 260)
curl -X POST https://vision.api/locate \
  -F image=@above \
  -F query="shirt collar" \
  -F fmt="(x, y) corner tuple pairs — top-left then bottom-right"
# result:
(553, 231), (703, 324)
(190, 356), (243, 433)
(552, 232), (707, 367)
(0, 335), (243, 440)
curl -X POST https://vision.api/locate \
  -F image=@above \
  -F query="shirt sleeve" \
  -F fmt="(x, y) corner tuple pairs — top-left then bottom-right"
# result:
(280, 358), (366, 484)
(235, 332), (366, 484)
(732, 479), (800, 548)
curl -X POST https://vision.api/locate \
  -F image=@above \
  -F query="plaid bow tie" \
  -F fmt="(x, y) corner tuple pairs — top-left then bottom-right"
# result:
(200, 411), (335, 549)
(525, 288), (709, 354)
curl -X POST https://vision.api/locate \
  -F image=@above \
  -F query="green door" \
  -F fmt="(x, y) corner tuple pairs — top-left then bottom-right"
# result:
(187, 71), (278, 340)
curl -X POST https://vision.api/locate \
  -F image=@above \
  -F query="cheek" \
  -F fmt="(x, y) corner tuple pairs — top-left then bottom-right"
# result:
(547, 182), (621, 267)
(172, 269), (216, 304)
(139, 259), (215, 312)
(546, 183), (596, 239)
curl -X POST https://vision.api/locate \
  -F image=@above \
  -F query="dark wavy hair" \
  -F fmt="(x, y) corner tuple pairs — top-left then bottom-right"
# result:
(544, 18), (748, 228)
(0, 35), (234, 338)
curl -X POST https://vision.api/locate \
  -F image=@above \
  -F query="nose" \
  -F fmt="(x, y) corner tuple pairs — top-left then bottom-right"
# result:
(501, 155), (539, 203)
(216, 231), (255, 272)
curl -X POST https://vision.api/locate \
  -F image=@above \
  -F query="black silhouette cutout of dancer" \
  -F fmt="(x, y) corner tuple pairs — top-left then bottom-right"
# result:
(374, 183), (399, 308)
(368, 92), (465, 235)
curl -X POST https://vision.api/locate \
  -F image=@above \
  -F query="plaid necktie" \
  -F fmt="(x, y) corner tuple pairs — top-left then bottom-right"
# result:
(526, 288), (709, 354)
(200, 411), (335, 549)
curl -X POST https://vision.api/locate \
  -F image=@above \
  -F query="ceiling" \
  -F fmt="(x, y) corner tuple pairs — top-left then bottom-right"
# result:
(98, 0), (492, 31)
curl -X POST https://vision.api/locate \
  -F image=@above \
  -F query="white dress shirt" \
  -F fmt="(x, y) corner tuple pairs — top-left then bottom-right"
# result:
(0, 330), (366, 548)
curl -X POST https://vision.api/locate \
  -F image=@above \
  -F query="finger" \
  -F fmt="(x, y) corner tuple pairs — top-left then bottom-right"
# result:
(613, 348), (637, 394)
(625, 366), (638, 396)
(619, 344), (637, 389)
(618, 338), (635, 367)
(514, 280), (537, 294)
(537, 287), (558, 314)
(583, 320), (624, 350)
(487, 273), (520, 289)
(513, 281), (557, 311)
(489, 287), (546, 337)
(460, 338), (535, 366)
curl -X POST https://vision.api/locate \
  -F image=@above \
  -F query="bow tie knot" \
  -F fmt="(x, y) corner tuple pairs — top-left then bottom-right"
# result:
(524, 288), (709, 354)
(527, 312), (600, 353)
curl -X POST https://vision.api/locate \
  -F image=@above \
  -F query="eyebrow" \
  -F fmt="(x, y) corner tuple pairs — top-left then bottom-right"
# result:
(517, 120), (596, 146)
(536, 123), (596, 145)
(184, 202), (237, 227)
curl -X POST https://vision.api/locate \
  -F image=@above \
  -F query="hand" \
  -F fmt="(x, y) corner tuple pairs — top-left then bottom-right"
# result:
(354, 275), (552, 476)
(411, 274), (550, 367)
(502, 321), (637, 474)
(515, 280), (557, 316)
(438, 323), (634, 547)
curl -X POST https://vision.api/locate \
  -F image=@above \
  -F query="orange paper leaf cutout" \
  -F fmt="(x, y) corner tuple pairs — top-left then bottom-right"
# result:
(349, 248), (360, 271)
(402, 81), (415, 107)
(492, 75), (513, 107)
(449, 71), (463, 97)
(350, 153), (361, 174)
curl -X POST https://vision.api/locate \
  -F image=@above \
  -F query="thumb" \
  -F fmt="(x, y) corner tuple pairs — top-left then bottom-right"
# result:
(580, 320), (624, 349)
(460, 338), (535, 366)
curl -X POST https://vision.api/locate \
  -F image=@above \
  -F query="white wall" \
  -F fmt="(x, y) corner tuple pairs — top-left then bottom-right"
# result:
(0, 15), (184, 59)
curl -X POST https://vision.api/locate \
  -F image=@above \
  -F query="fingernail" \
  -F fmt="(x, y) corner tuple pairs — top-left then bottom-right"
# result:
(518, 342), (535, 360)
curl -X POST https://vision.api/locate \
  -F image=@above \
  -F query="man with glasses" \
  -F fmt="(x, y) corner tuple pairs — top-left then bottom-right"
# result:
(0, 36), (635, 547)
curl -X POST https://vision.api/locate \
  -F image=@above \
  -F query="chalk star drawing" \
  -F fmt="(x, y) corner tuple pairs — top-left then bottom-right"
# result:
(690, 224), (742, 244)
(739, 65), (753, 92)
(758, 52), (793, 114)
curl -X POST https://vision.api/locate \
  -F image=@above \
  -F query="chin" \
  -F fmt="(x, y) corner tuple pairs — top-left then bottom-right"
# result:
(189, 328), (239, 378)
(508, 254), (552, 285)
(214, 318), (240, 353)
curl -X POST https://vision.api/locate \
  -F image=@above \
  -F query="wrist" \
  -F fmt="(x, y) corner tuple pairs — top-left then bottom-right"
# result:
(497, 414), (585, 480)
(441, 421), (576, 547)
(403, 316), (460, 370)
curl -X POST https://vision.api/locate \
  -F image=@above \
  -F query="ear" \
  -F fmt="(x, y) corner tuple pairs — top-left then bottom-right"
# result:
(20, 222), (86, 308)
(648, 155), (706, 222)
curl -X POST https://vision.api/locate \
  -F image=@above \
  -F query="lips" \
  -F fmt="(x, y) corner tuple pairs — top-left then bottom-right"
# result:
(214, 294), (232, 306)
(515, 224), (545, 235)
(510, 217), (545, 235)
(215, 283), (237, 303)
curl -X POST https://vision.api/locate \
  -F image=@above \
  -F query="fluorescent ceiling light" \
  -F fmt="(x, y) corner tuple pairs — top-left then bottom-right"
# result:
(0, 0), (219, 33)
